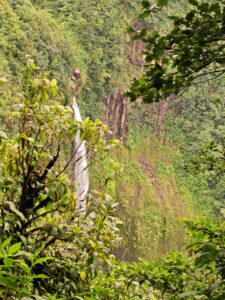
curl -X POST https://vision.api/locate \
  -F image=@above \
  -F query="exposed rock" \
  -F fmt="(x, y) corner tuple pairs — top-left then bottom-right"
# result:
(102, 92), (128, 143)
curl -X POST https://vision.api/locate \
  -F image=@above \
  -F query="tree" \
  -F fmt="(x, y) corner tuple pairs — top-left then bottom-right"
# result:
(73, 218), (225, 299)
(127, 0), (225, 214)
(127, 0), (225, 103)
(0, 62), (122, 298)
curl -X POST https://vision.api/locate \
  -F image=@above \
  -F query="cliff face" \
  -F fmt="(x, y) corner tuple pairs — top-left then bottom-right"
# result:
(3, 0), (144, 144)
(102, 34), (144, 143)
(1, 0), (173, 145)
(102, 93), (128, 143)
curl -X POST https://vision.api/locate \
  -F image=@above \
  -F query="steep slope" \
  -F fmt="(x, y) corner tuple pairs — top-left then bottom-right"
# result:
(1, 0), (221, 263)
(1, 0), (141, 138)
(32, 0), (141, 119)
(91, 137), (196, 260)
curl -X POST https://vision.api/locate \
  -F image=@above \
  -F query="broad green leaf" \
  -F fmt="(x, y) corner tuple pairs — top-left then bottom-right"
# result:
(8, 242), (21, 255)
(3, 258), (14, 268)
(139, 10), (151, 19)
(19, 235), (27, 246)
(0, 275), (16, 288)
(157, 0), (168, 7)
(188, 0), (198, 6)
(19, 261), (31, 273)
(15, 251), (33, 260)
(32, 256), (53, 267)
(127, 26), (135, 34)
(0, 238), (12, 251)
(30, 274), (49, 279)
(25, 274), (48, 279)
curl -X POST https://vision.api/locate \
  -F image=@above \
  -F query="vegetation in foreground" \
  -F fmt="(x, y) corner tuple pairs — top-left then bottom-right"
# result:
(0, 0), (224, 298)
(0, 63), (224, 299)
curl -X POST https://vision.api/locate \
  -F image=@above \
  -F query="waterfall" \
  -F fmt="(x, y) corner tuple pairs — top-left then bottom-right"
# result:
(72, 95), (89, 211)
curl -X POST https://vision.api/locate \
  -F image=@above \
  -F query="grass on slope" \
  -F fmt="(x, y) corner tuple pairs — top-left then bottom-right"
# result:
(91, 137), (195, 261)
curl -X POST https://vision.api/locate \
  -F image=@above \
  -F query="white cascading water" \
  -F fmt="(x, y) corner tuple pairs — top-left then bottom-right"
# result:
(72, 95), (89, 211)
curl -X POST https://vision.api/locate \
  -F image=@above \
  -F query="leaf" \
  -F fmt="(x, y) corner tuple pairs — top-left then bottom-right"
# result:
(30, 63), (36, 70)
(142, 1), (150, 9)
(51, 79), (57, 87)
(0, 77), (8, 84)
(132, 34), (141, 41)
(0, 131), (8, 139)
(32, 256), (53, 267)
(90, 241), (96, 249)
(0, 275), (16, 288)
(26, 58), (34, 67)
(15, 251), (33, 260)
(80, 271), (86, 280)
(188, 0), (198, 6)
(116, 222), (123, 229)
(198, 3), (209, 12)
(127, 26), (135, 34)
(179, 291), (198, 298)
(104, 234), (111, 242)
(19, 261), (30, 273)
(8, 242), (21, 255)
(3, 258), (14, 268)
(19, 235), (27, 246)
(0, 237), (12, 251)
(5, 201), (27, 222)
(139, 10), (151, 19)
(157, 0), (168, 7)
(28, 274), (49, 279)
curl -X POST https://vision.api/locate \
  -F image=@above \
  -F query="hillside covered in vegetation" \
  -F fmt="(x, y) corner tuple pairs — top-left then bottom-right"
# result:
(0, 0), (224, 298)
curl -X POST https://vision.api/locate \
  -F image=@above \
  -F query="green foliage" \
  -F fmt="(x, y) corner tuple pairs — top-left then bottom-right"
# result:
(0, 65), (122, 298)
(0, 237), (52, 297)
(0, 0), (76, 96)
(0, 63), (224, 300)
(32, 0), (141, 117)
(0, 0), (142, 119)
(90, 137), (200, 260)
(127, 0), (225, 103)
(69, 218), (225, 299)
(0, 1), (224, 298)
(127, 0), (225, 216)
(163, 84), (225, 215)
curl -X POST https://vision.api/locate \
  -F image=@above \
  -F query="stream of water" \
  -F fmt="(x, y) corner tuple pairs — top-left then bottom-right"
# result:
(72, 96), (89, 211)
